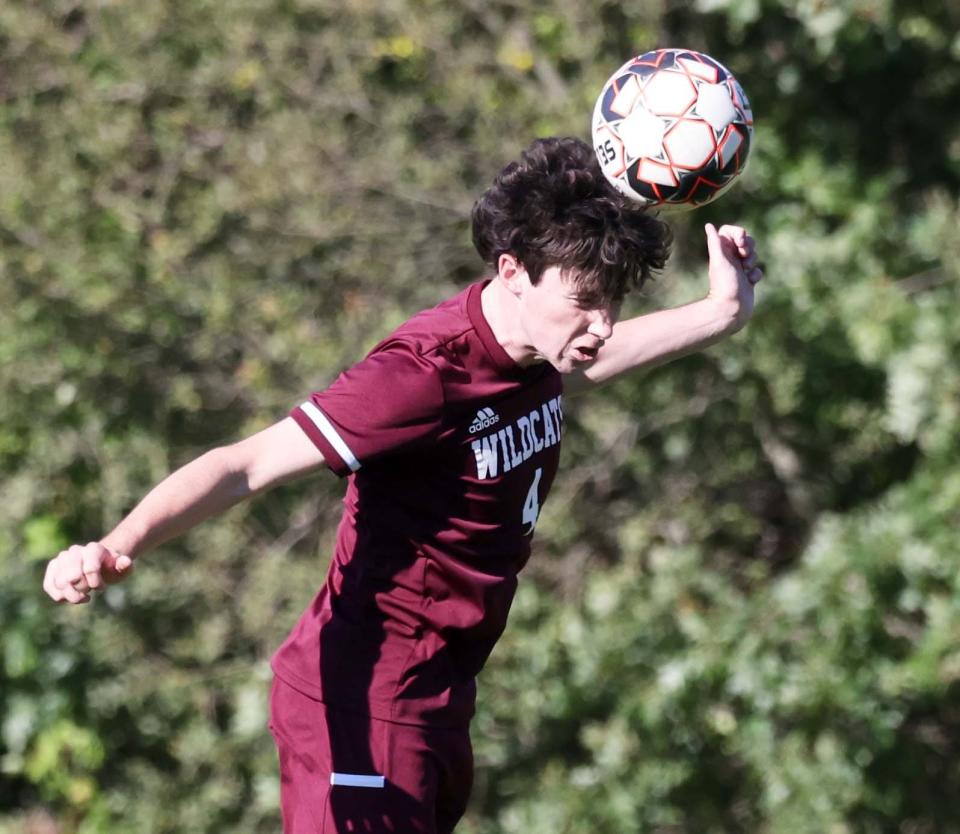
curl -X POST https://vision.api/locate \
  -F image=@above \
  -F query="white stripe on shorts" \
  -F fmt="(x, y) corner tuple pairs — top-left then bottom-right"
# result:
(330, 772), (386, 788)
(299, 401), (361, 472)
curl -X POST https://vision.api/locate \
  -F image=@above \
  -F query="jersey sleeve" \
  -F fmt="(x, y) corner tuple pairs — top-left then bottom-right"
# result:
(290, 342), (445, 477)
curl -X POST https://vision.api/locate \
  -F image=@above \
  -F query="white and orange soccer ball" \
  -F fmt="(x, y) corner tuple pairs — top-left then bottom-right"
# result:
(592, 48), (754, 210)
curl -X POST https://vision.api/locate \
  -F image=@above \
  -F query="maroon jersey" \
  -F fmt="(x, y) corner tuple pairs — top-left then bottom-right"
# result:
(272, 281), (564, 726)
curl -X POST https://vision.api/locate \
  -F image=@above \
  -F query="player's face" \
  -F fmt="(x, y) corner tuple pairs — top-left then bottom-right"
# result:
(518, 265), (619, 374)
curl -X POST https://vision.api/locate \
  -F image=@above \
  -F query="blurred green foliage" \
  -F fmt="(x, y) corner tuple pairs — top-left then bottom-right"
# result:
(1, 0), (959, 831)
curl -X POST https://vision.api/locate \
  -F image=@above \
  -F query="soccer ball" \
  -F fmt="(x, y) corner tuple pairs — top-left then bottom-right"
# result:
(592, 48), (753, 210)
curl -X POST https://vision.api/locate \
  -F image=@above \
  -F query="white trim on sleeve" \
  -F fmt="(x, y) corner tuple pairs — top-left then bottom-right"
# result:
(300, 401), (361, 472)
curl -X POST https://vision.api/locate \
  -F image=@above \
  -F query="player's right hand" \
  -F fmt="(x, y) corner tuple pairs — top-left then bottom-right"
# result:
(43, 542), (134, 604)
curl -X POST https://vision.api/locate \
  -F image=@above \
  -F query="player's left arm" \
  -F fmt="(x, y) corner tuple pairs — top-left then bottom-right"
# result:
(567, 223), (763, 394)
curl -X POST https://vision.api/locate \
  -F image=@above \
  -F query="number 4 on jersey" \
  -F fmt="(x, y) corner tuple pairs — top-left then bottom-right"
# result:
(522, 467), (543, 535)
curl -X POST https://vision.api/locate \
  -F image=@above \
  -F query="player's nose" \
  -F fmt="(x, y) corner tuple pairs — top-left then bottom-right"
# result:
(587, 307), (615, 341)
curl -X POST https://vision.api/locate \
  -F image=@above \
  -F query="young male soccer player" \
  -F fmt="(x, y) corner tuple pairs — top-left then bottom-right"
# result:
(42, 137), (762, 833)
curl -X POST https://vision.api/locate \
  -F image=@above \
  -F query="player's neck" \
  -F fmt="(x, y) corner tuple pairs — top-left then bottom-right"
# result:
(480, 279), (539, 367)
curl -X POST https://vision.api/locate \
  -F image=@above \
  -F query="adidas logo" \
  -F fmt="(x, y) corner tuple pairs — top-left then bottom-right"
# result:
(469, 407), (500, 434)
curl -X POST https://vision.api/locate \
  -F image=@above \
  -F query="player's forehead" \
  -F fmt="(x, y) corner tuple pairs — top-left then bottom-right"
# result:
(538, 264), (578, 292)
(541, 264), (620, 309)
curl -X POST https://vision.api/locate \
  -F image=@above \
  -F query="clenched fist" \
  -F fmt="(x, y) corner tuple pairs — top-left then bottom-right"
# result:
(704, 222), (763, 332)
(43, 542), (134, 604)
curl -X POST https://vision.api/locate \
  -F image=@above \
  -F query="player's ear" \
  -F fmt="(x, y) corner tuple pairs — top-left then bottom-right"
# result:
(497, 253), (528, 298)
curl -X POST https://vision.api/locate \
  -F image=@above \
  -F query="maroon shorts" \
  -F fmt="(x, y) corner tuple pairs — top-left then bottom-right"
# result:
(268, 677), (473, 834)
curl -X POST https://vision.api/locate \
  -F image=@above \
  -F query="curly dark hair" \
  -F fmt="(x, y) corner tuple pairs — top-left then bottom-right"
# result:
(471, 137), (672, 307)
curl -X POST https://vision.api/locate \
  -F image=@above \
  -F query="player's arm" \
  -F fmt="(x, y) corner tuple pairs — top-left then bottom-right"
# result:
(43, 417), (324, 603)
(567, 223), (763, 394)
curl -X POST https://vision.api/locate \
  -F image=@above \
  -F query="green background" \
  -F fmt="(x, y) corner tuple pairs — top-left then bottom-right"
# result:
(2, 0), (959, 831)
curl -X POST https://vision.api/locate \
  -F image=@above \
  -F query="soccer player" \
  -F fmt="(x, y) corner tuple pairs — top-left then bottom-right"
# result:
(42, 137), (762, 833)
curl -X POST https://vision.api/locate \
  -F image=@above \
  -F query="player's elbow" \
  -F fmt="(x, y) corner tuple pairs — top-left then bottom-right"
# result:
(202, 445), (260, 500)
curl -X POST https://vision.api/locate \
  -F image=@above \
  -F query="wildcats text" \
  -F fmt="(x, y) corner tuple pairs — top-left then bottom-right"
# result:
(470, 395), (563, 480)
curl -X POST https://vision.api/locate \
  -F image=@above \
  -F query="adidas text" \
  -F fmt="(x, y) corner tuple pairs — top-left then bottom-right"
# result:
(469, 408), (500, 434)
